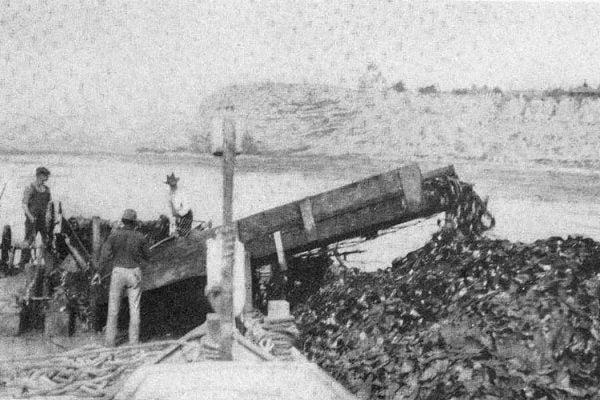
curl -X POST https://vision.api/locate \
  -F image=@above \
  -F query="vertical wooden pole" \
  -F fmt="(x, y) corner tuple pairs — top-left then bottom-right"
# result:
(273, 231), (288, 272)
(92, 217), (101, 266)
(206, 313), (222, 344)
(220, 117), (236, 360)
(243, 248), (253, 313)
(273, 230), (288, 300)
(90, 216), (102, 332)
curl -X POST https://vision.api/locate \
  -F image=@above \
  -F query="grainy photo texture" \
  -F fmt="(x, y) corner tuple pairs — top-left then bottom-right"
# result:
(0, 1), (600, 399)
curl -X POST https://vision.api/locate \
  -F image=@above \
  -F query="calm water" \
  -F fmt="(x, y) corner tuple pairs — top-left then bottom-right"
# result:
(2, 153), (599, 271)
(0, 153), (349, 243)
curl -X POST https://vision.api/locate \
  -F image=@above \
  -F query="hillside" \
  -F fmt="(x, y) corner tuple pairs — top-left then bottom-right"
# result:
(3, 79), (600, 171)
(195, 83), (600, 169)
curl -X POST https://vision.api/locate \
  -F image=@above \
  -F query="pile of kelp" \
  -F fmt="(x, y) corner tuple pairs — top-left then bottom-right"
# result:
(296, 235), (600, 399)
(294, 182), (600, 399)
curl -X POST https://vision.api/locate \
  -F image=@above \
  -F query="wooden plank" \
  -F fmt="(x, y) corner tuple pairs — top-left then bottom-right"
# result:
(238, 164), (440, 242)
(243, 248), (253, 313)
(116, 361), (357, 400)
(245, 194), (446, 259)
(299, 198), (317, 241)
(237, 168), (406, 242)
(142, 229), (210, 292)
(273, 231), (287, 271)
(245, 196), (402, 258)
(92, 217), (101, 264)
(398, 164), (423, 213)
(422, 165), (456, 180)
(309, 167), (407, 219)
(237, 203), (301, 243)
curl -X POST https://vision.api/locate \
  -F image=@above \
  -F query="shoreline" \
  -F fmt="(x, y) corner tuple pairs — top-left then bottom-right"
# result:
(2, 149), (599, 177)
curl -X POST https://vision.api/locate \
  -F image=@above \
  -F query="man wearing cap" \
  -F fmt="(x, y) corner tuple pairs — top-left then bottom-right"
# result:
(165, 172), (194, 236)
(100, 209), (149, 346)
(20, 166), (52, 266)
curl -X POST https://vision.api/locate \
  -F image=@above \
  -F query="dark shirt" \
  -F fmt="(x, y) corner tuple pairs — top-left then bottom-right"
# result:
(23, 182), (51, 218)
(99, 226), (150, 272)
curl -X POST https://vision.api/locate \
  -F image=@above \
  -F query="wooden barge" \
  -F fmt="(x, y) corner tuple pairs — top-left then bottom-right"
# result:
(134, 163), (456, 295)
(1, 163), (459, 335)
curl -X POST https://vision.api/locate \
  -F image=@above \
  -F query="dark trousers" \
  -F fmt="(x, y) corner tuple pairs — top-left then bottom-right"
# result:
(21, 216), (48, 265)
(176, 211), (193, 236)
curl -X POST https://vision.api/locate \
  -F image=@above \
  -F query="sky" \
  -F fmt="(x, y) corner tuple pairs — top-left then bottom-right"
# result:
(1, 0), (600, 146)
(2, 1), (600, 95)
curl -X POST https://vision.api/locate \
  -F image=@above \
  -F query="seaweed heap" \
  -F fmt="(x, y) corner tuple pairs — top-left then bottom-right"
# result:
(294, 178), (600, 399)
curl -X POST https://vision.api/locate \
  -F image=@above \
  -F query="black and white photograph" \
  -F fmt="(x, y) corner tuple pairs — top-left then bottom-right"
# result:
(1, 1), (600, 398)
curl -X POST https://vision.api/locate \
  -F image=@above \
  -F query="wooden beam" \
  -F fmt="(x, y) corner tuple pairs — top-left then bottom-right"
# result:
(142, 222), (210, 291)
(245, 194), (447, 259)
(299, 198), (317, 242)
(92, 216), (101, 268)
(422, 165), (456, 180)
(243, 248), (253, 313)
(219, 117), (236, 359)
(273, 230), (287, 272)
(398, 163), (423, 214)
(236, 164), (450, 243)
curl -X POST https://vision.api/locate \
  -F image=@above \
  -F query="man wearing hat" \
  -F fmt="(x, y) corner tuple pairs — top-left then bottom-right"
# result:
(20, 166), (52, 266)
(100, 209), (149, 346)
(165, 172), (194, 236)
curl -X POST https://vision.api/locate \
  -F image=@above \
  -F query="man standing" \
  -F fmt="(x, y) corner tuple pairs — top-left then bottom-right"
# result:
(21, 166), (51, 266)
(100, 209), (149, 347)
(165, 173), (194, 236)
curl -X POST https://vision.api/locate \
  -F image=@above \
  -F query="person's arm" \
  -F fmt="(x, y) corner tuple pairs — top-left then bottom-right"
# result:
(169, 196), (177, 216)
(45, 186), (52, 224)
(98, 235), (114, 277)
(167, 195), (177, 234)
(174, 191), (191, 217)
(22, 185), (34, 222)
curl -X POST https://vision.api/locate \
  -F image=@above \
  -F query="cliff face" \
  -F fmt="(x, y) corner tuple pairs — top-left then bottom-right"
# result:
(3, 77), (600, 170)
(195, 83), (600, 169)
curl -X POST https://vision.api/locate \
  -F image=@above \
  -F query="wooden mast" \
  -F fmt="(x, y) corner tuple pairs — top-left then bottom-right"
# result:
(219, 115), (236, 359)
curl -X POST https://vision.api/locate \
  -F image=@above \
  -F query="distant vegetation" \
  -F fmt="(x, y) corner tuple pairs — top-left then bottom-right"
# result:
(451, 85), (503, 95)
(543, 82), (600, 101)
(391, 80), (407, 93)
(418, 85), (439, 95)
